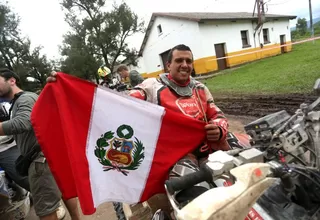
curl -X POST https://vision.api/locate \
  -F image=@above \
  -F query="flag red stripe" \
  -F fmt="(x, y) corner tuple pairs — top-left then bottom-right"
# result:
(140, 109), (206, 201)
(31, 72), (97, 214)
(32, 72), (208, 215)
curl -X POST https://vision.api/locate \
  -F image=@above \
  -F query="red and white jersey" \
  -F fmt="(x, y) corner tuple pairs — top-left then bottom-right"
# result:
(129, 75), (228, 141)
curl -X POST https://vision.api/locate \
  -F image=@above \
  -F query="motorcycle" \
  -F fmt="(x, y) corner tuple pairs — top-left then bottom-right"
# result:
(152, 78), (320, 220)
(100, 76), (130, 95)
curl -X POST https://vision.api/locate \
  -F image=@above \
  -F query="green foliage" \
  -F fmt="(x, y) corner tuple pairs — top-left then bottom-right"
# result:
(0, 2), (53, 92)
(296, 17), (308, 35)
(59, 0), (144, 80)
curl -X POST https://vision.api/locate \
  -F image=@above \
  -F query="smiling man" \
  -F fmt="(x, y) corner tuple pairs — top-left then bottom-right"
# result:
(45, 44), (229, 219)
(46, 44), (229, 166)
(129, 44), (229, 158)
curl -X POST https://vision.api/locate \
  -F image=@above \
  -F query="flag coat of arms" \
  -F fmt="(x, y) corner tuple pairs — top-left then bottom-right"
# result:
(31, 73), (206, 215)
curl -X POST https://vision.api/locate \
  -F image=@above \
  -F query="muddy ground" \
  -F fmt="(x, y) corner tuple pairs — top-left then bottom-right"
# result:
(215, 93), (319, 117)
(25, 114), (256, 220)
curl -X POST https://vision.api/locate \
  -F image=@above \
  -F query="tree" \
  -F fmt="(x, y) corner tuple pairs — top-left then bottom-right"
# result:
(0, 2), (53, 91)
(296, 18), (308, 36)
(60, 0), (144, 77)
(60, 31), (102, 83)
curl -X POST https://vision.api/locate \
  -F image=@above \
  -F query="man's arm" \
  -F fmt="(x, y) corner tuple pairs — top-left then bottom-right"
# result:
(127, 78), (156, 101)
(128, 89), (147, 100)
(204, 86), (228, 141)
(0, 97), (34, 136)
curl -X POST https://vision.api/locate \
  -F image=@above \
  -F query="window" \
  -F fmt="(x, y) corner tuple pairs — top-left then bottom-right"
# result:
(157, 25), (162, 35)
(263, 28), (270, 44)
(240, 30), (250, 48)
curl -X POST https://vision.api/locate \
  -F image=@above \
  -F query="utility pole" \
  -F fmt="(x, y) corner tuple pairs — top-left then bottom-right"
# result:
(309, 0), (314, 43)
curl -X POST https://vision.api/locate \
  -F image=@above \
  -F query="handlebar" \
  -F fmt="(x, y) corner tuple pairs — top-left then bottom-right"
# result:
(165, 159), (296, 196)
(165, 164), (213, 195)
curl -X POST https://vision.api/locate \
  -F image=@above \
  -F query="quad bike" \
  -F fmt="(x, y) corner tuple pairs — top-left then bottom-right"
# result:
(152, 78), (320, 220)
(161, 149), (320, 220)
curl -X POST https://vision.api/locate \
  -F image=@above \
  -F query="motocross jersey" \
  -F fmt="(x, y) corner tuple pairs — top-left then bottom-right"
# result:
(129, 73), (229, 156)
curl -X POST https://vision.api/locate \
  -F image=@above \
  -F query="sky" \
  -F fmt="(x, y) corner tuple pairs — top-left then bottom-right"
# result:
(7, 0), (320, 59)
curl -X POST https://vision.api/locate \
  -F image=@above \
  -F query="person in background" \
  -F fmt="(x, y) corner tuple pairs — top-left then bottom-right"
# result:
(0, 101), (29, 200)
(0, 68), (79, 220)
(116, 64), (144, 87)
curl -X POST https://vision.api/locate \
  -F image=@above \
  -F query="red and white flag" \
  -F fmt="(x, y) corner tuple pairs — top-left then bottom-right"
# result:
(31, 73), (206, 215)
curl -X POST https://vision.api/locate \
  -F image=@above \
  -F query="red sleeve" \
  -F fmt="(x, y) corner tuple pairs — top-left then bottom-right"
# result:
(128, 89), (147, 100)
(204, 87), (228, 141)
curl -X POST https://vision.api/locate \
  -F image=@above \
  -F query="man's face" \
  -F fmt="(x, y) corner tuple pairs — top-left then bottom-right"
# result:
(0, 76), (13, 98)
(119, 70), (129, 79)
(167, 50), (193, 85)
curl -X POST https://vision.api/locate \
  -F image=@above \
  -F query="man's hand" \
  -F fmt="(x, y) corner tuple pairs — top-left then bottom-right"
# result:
(46, 71), (57, 83)
(205, 124), (221, 142)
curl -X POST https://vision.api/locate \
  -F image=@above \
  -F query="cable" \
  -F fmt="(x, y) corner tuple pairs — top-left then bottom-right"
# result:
(291, 169), (320, 189)
(291, 168), (320, 201)
(267, 0), (294, 6)
(290, 165), (320, 183)
(285, 151), (308, 166)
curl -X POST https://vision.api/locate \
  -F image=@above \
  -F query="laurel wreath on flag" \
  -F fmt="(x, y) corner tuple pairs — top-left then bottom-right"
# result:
(94, 125), (145, 176)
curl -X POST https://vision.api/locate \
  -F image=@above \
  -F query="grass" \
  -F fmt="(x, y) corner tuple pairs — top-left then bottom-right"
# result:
(203, 39), (320, 96)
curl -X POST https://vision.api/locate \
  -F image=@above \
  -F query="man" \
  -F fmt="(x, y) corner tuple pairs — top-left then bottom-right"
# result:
(129, 44), (228, 218)
(129, 44), (228, 158)
(47, 44), (228, 170)
(0, 102), (29, 192)
(116, 64), (144, 87)
(47, 44), (228, 215)
(97, 65), (113, 87)
(0, 68), (80, 220)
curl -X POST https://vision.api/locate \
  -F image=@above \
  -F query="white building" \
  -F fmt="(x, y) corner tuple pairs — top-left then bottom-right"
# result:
(136, 12), (296, 78)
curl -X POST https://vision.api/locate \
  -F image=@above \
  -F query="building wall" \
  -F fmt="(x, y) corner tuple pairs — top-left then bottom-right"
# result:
(140, 16), (202, 78)
(138, 17), (293, 78)
(197, 18), (293, 73)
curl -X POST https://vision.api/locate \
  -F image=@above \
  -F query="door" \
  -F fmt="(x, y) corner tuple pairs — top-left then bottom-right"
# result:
(214, 43), (227, 70)
(160, 50), (170, 73)
(280, 35), (286, 53)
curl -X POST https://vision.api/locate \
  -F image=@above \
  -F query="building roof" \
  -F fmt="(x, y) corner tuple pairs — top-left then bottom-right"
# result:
(138, 12), (297, 56)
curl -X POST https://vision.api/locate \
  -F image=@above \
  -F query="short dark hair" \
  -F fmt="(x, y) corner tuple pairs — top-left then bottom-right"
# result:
(167, 44), (193, 63)
(116, 64), (129, 72)
(0, 68), (20, 82)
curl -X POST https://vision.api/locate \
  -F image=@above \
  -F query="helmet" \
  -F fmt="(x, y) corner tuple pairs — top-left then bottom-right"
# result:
(97, 66), (111, 79)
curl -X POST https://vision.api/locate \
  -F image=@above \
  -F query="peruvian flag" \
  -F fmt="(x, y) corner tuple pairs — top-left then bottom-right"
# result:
(31, 73), (207, 215)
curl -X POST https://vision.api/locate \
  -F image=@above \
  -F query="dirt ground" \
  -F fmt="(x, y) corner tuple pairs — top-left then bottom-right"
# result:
(26, 201), (117, 220)
(25, 114), (256, 220)
(215, 93), (318, 117)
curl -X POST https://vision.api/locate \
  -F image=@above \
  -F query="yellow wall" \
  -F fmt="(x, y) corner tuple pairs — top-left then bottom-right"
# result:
(142, 42), (292, 78)
(140, 69), (164, 79)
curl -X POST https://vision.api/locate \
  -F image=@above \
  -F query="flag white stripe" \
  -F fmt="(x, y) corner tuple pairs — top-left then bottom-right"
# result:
(86, 87), (165, 207)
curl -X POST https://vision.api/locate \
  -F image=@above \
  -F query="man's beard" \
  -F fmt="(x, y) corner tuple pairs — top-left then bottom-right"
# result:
(0, 87), (12, 100)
